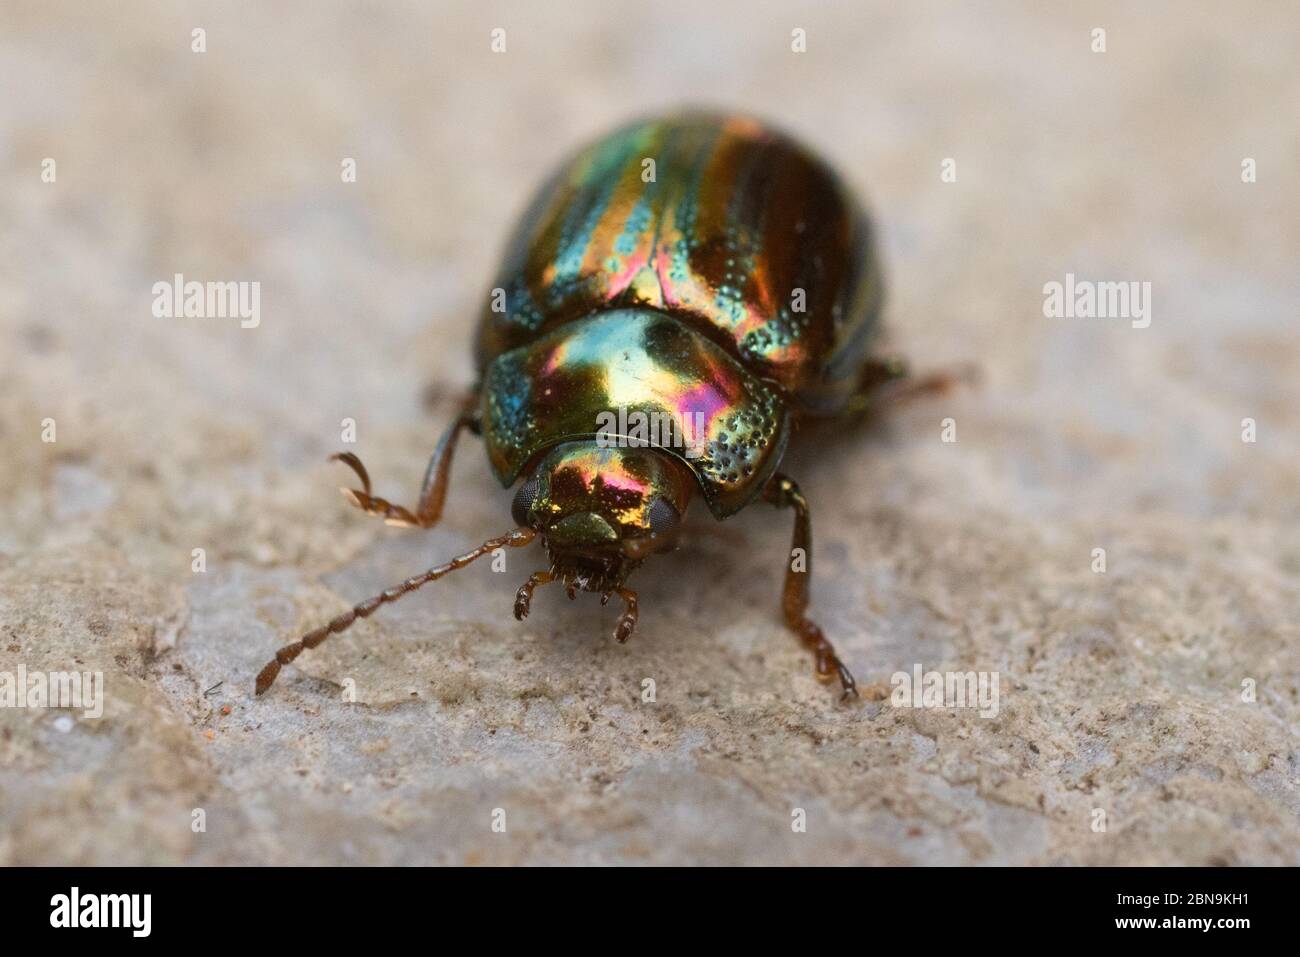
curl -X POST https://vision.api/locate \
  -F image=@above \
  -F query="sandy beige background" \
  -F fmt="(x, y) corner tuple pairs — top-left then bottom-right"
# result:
(1, 1), (1297, 864)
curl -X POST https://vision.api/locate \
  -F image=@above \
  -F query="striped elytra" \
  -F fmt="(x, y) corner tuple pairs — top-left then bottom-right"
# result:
(256, 113), (927, 701)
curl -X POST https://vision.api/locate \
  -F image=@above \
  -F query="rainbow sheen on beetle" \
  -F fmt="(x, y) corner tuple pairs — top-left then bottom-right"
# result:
(256, 112), (918, 701)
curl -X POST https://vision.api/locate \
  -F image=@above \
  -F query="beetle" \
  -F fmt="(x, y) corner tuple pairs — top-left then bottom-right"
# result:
(255, 113), (958, 700)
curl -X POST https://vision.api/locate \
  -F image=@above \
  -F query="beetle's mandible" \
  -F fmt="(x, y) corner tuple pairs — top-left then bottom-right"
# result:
(256, 113), (962, 700)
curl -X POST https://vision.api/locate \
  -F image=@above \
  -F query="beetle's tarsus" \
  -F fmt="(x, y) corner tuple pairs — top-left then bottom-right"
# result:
(514, 571), (555, 622)
(331, 452), (423, 527)
(329, 402), (478, 531)
(612, 588), (638, 643)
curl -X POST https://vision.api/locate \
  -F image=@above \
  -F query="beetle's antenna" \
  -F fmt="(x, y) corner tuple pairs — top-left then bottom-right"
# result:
(255, 527), (536, 695)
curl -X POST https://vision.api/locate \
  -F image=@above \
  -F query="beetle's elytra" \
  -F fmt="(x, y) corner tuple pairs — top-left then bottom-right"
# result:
(256, 112), (955, 700)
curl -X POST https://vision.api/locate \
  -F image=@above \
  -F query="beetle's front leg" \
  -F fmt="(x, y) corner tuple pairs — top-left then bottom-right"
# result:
(513, 570), (555, 620)
(333, 395), (480, 529)
(762, 473), (857, 700)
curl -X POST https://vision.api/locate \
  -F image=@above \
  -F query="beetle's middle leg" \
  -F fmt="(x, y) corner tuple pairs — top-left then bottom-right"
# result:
(762, 473), (857, 700)
(847, 356), (979, 414)
(333, 398), (480, 529)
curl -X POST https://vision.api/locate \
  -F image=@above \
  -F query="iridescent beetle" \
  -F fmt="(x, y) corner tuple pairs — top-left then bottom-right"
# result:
(256, 113), (958, 700)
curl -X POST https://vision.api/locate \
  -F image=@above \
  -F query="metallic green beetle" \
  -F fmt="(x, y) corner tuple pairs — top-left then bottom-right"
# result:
(257, 113), (947, 700)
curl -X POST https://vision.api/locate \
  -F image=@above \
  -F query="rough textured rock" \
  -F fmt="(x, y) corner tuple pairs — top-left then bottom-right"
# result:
(1, 1), (1296, 865)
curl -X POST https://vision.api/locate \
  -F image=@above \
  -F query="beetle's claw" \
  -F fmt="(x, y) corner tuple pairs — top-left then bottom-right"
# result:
(330, 451), (374, 496)
(836, 662), (859, 702)
(612, 587), (638, 643)
(513, 589), (531, 621)
(337, 484), (421, 527)
(614, 616), (635, 643)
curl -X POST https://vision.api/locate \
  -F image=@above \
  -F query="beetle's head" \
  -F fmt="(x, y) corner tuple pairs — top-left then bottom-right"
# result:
(511, 440), (695, 592)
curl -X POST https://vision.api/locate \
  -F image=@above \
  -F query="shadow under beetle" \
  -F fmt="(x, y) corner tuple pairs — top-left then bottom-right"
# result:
(256, 113), (961, 700)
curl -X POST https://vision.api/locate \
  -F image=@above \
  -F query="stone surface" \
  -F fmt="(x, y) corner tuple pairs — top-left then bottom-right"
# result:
(1, 1), (1297, 865)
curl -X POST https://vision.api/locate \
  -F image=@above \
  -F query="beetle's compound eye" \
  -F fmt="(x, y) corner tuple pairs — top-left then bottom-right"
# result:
(646, 497), (680, 538)
(511, 476), (542, 527)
